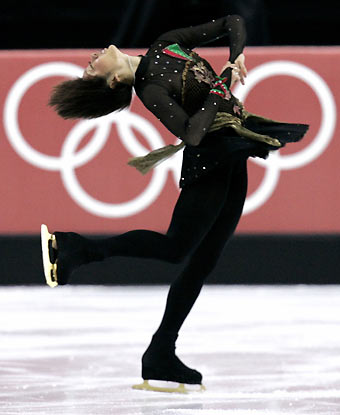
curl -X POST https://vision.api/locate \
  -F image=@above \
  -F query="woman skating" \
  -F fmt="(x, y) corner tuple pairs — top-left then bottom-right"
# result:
(42, 15), (308, 392)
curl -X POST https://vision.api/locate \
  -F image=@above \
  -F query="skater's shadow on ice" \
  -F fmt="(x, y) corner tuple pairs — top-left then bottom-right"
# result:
(140, 403), (203, 414)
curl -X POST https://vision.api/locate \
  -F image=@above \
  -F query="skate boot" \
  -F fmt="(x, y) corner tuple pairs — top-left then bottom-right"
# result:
(133, 332), (205, 393)
(41, 224), (89, 287)
(41, 225), (58, 287)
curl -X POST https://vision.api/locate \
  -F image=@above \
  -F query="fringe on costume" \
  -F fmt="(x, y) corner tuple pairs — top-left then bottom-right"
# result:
(127, 142), (185, 175)
(127, 110), (285, 175)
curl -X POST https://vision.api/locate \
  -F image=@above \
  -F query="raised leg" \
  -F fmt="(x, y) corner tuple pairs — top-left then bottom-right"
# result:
(43, 165), (233, 286)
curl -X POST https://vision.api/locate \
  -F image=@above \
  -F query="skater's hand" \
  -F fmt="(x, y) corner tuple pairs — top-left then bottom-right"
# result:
(221, 54), (247, 86)
(234, 53), (247, 85)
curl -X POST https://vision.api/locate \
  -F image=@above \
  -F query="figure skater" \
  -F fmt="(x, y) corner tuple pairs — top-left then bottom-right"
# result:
(42, 15), (308, 393)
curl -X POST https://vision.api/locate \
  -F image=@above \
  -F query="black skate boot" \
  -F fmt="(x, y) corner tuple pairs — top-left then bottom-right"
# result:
(41, 224), (89, 287)
(133, 332), (205, 393)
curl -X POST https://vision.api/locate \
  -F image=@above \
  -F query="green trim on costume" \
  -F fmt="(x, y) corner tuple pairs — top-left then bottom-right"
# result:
(163, 44), (195, 61)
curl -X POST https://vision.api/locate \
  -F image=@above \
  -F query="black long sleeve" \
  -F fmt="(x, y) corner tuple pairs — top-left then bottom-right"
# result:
(140, 83), (221, 146)
(157, 15), (246, 63)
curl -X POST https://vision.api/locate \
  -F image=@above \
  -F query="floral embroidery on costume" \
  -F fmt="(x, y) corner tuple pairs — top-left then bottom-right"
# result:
(190, 61), (215, 87)
(190, 62), (231, 101)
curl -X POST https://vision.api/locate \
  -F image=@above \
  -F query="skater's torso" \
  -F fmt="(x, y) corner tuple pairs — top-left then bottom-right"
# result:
(133, 16), (247, 187)
(133, 17), (308, 188)
(134, 43), (242, 122)
(134, 16), (246, 147)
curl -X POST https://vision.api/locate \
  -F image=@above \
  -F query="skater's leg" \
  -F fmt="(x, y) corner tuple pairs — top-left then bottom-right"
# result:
(84, 170), (233, 263)
(142, 159), (248, 384)
(50, 166), (233, 285)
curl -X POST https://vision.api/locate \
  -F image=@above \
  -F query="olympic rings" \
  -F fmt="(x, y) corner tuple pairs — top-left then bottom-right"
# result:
(3, 60), (336, 218)
(60, 111), (170, 218)
(234, 60), (336, 214)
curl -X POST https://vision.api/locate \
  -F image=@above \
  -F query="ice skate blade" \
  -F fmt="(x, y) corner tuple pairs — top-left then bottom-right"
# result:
(132, 380), (206, 394)
(41, 224), (58, 288)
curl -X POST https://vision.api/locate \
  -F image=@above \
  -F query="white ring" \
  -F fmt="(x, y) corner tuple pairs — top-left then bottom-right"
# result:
(234, 60), (336, 213)
(60, 111), (169, 217)
(4, 62), (84, 170)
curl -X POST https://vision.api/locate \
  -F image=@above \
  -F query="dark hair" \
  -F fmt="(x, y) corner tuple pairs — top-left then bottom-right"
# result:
(49, 76), (133, 119)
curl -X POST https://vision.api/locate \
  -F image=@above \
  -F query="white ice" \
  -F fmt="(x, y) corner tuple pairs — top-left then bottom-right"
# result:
(1, 285), (340, 414)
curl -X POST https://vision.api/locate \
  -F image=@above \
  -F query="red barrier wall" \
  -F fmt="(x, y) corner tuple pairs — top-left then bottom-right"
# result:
(1, 47), (339, 234)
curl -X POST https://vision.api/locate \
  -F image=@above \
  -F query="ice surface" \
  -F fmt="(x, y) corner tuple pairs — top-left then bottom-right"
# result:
(0, 285), (340, 414)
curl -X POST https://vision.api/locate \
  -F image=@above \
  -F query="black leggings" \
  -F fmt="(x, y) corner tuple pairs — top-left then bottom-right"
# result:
(87, 158), (248, 338)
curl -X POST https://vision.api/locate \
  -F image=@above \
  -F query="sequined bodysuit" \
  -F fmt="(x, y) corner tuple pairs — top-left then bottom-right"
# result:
(134, 15), (246, 186)
(134, 15), (308, 187)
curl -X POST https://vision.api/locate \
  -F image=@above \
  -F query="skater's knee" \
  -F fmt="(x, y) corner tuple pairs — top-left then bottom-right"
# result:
(168, 251), (185, 264)
(167, 245), (191, 264)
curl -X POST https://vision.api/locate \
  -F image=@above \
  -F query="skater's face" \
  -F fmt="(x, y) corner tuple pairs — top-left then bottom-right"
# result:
(83, 45), (123, 85)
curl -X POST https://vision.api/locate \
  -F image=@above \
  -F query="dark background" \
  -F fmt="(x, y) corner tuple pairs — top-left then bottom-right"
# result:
(2, 0), (339, 285)
(2, 0), (339, 50)
(1, 235), (340, 286)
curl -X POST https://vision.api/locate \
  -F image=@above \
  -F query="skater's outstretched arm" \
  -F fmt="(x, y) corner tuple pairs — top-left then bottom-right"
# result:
(157, 15), (246, 62)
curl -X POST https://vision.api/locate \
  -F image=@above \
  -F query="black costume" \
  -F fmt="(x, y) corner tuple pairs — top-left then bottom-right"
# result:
(52, 16), (308, 386)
